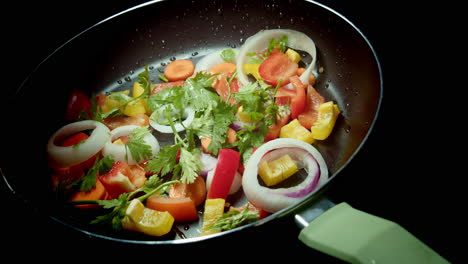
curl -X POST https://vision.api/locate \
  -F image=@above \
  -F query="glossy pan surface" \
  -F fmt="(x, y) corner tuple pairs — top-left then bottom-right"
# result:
(1, 0), (381, 244)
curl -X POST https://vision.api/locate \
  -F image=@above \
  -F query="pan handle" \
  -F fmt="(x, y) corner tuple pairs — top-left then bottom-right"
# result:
(295, 200), (449, 264)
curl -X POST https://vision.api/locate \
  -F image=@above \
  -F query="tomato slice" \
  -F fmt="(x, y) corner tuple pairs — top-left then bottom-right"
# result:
(147, 195), (199, 222)
(258, 50), (298, 86)
(212, 73), (239, 103)
(289, 76), (307, 119)
(151, 81), (185, 94)
(169, 176), (206, 207)
(298, 85), (326, 129)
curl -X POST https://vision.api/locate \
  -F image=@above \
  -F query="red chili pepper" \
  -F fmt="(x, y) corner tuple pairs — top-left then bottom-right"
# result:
(207, 148), (240, 200)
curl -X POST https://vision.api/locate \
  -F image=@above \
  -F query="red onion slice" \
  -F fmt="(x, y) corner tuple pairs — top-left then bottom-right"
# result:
(102, 125), (160, 165)
(242, 138), (328, 213)
(200, 152), (218, 177)
(47, 120), (110, 168)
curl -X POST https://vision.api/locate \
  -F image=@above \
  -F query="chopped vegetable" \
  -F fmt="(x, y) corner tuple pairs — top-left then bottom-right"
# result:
(123, 199), (174, 236)
(285, 48), (301, 63)
(280, 119), (315, 144)
(258, 154), (299, 186)
(164, 59), (195, 81)
(298, 85), (326, 129)
(207, 148), (240, 200)
(311, 101), (341, 140)
(98, 161), (137, 198)
(200, 198), (226, 236)
(258, 49), (298, 86)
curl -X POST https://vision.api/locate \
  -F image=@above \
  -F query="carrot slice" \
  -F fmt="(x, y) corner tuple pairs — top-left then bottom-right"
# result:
(208, 62), (236, 74)
(164, 59), (195, 81)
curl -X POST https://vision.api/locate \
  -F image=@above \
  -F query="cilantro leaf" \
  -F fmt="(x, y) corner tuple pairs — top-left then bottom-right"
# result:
(220, 48), (236, 62)
(76, 155), (114, 192)
(126, 126), (153, 163)
(206, 100), (237, 155)
(179, 148), (202, 184)
(146, 144), (180, 177)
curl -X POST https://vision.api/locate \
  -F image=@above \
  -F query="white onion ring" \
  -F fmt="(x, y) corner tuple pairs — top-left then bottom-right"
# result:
(242, 138), (328, 213)
(149, 105), (195, 133)
(102, 125), (160, 165)
(195, 48), (238, 73)
(47, 120), (110, 168)
(236, 29), (317, 87)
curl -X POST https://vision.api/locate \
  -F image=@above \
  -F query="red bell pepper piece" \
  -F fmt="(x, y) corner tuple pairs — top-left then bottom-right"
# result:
(99, 161), (137, 198)
(207, 148), (240, 200)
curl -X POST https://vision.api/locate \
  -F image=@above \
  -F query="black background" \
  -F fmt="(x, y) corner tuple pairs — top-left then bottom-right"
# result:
(1, 0), (459, 262)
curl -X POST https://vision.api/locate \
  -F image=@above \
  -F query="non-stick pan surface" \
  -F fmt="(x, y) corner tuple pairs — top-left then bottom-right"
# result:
(1, 0), (457, 261)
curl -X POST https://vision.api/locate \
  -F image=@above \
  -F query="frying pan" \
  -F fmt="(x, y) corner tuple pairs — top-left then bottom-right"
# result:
(1, 0), (449, 262)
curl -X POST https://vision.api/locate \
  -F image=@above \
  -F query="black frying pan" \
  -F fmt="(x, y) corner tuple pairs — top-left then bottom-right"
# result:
(0, 0), (450, 262)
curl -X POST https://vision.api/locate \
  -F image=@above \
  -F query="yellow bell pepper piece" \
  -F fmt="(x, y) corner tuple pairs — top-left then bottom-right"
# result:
(311, 101), (341, 140)
(122, 199), (174, 237)
(258, 154), (299, 186)
(200, 198), (225, 236)
(237, 106), (253, 123)
(242, 64), (261, 80)
(101, 90), (129, 113)
(280, 119), (315, 144)
(131, 82), (151, 115)
(123, 100), (147, 117)
(285, 48), (301, 63)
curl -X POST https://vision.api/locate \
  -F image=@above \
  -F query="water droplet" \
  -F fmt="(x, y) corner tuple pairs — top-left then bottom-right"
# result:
(239, 37), (244, 44)
(232, 24), (237, 30)
(344, 125), (351, 133)
(149, 65), (154, 70)
(157, 67), (164, 73)
(183, 225), (190, 231)
(161, 62), (166, 66)
(124, 76), (132, 82)
(117, 80), (123, 84)
(217, 8), (222, 15)
(290, 18), (295, 25)
(129, 70), (134, 74)
(192, 51), (199, 56)
(170, 56), (176, 61)
(161, 39), (166, 44)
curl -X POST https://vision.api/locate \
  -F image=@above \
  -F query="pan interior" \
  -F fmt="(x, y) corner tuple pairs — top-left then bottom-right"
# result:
(2, 0), (381, 243)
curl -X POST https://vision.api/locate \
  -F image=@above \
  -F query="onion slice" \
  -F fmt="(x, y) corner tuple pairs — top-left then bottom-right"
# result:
(149, 105), (195, 133)
(102, 125), (160, 165)
(236, 29), (317, 87)
(47, 120), (110, 168)
(242, 138), (328, 213)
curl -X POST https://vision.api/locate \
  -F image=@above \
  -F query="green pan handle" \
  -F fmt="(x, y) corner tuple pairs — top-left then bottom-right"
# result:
(297, 202), (449, 264)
